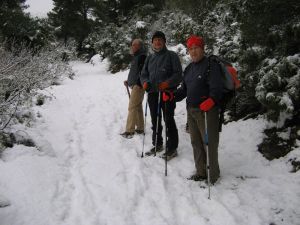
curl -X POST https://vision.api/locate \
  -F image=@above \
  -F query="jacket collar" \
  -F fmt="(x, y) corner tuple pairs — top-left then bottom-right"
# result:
(134, 46), (146, 56)
(193, 55), (207, 65)
(153, 46), (167, 55)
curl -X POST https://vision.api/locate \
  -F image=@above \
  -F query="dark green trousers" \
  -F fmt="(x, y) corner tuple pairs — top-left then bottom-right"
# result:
(187, 106), (220, 183)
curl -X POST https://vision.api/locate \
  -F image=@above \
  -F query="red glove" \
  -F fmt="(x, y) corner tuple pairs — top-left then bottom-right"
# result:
(143, 82), (150, 91)
(158, 81), (169, 91)
(162, 91), (174, 102)
(199, 98), (215, 112)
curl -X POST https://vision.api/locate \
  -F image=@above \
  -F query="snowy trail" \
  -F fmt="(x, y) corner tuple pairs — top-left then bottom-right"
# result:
(0, 60), (299, 225)
(38, 62), (238, 225)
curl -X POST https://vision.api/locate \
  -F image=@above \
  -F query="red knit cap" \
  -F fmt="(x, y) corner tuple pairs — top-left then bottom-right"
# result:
(186, 35), (205, 49)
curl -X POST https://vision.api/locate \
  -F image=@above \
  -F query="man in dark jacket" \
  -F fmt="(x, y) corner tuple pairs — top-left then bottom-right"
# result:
(175, 35), (223, 184)
(140, 31), (182, 160)
(121, 39), (147, 138)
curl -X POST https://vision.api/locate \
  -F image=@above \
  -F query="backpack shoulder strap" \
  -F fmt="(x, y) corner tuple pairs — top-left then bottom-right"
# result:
(206, 55), (223, 78)
(184, 62), (193, 72)
(207, 55), (224, 131)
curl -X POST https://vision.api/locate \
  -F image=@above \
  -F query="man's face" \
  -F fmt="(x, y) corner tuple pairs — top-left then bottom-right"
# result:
(131, 39), (141, 54)
(188, 45), (204, 62)
(152, 37), (165, 52)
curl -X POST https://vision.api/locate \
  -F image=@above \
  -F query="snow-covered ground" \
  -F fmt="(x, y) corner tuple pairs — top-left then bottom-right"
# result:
(0, 60), (299, 225)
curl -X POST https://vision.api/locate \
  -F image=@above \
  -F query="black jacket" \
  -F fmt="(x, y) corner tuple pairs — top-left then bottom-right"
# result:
(127, 48), (147, 87)
(140, 46), (182, 92)
(175, 56), (223, 107)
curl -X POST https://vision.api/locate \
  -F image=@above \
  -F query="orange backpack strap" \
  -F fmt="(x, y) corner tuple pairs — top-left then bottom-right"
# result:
(226, 65), (241, 89)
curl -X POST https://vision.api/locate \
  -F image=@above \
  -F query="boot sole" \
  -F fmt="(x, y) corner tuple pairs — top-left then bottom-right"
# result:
(145, 148), (164, 156)
(120, 134), (134, 139)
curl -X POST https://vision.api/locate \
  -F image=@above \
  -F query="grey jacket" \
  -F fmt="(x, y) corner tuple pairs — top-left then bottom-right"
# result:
(127, 48), (147, 87)
(140, 46), (182, 92)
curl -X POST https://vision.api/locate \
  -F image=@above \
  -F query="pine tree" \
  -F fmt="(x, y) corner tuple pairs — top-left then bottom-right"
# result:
(0, 0), (27, 10)
(48, 0), (98, 51)
(0, 0), (48, 48)
(238, 0), (300, 51)
(0, 0), (27, 42)
(165, 0), (219, 19)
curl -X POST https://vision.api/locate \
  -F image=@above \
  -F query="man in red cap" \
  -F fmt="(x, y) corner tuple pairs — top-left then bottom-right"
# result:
(175, 35), (223, 184)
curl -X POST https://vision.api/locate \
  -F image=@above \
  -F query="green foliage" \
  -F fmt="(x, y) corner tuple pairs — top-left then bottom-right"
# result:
(200, 2), (241, 58)
(255, 55), (300, 122)
(0, 0), (49, 48)
(240, 48), (265, 74)
(151, 10), (202, 45)
(88, 24), (132, 73)
(282, 22), (300, 55)
(48, 0), (98, 51)
(238, 0), (300, 52)
(233, 0), (300, 125)
(165, 0), (219, 20)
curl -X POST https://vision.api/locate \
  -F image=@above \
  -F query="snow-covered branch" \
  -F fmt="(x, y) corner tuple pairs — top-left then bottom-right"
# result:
(0, 44), (72, 130)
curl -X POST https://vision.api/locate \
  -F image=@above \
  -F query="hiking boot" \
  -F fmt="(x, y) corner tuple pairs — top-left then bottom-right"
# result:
(187, 174), (207, 182)
(145, 145), (164, 156)
(120, 131), (134, 139)
(210, 176), (220, 185)
(161, 149), (178, 161)
(135, 129), (144, 134)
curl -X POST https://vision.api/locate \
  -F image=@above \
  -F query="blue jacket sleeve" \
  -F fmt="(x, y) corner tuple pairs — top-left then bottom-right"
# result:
(166, 51), (183, 89)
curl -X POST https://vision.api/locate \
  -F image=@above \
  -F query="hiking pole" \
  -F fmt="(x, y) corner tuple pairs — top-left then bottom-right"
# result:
(164, 100), (168, 176)
(124, 81), (130, 98)
(204, 112), (211, 199)
(154, 91), (161, 157)
(141, 93), (148, 158)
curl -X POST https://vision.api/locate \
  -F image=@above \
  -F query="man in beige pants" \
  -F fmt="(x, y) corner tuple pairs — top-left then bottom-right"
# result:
(121, 39), (147, 139)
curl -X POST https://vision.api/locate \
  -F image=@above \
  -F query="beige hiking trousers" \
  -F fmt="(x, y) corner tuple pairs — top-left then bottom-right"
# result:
(125, 85), (145, 133)
(187, 106), (220, 183)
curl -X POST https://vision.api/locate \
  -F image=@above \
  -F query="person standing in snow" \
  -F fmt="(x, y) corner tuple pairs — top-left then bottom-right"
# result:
(140, 31), (182, 160)
(120, 39), (147, 139)
(175, 35), (223, 184)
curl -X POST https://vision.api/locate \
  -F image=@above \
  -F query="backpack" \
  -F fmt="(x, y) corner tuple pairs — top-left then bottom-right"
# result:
(207, 55), (241, 130)
(207, 55), (240, 94)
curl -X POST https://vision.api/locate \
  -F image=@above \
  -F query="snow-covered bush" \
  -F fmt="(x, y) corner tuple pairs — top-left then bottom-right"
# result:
(88, 25), (132, 73)
(256, 54), (300, 123)
(0, 43), (72, 131)
(150, 10), (202, 45)
(200, 3), (241, 59)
